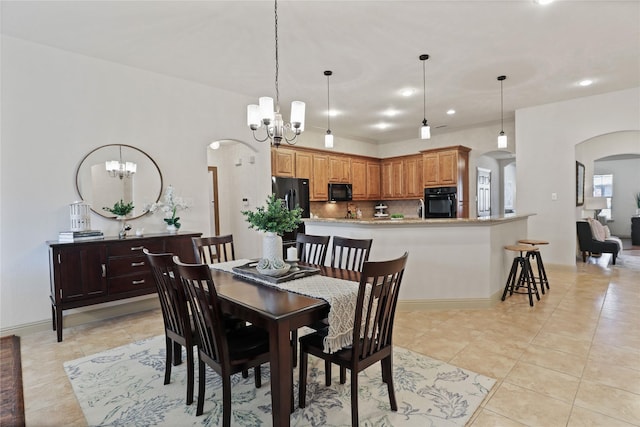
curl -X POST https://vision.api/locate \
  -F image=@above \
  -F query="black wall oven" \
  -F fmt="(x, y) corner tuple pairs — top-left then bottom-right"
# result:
(424, 186), (457, 218)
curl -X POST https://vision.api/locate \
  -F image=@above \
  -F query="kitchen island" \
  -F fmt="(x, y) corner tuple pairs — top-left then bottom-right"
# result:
(304, 214), (534, 309)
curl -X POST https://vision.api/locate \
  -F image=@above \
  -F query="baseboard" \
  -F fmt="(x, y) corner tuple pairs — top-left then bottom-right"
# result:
(1, 297), (160, 338)
(397, 289), (503, 311)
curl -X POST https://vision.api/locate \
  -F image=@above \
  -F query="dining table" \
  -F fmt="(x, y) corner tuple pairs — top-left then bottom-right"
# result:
(209, 260), (361, 427)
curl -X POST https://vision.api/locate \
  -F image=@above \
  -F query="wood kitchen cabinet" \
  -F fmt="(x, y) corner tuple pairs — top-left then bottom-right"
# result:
(421, 146), (470, 188)
(351, 158), (367, 199)
(328, 155), (351, 183)
(381, 158), (404, 199)
(271, 147), (296, 177)
(311, 153), (329, 201)
(366, 161), (381, 199)
(48, 232), (201, 341)
(294, 151), (312, 180)
(403, 155), (423, 198)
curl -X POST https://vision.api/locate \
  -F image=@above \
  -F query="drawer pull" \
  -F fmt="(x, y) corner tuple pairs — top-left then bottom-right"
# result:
(130, 246), (145, 251)
(131, 279), (146, 285)
(101, 264), (106, 278)
(131, 261), (145, 267)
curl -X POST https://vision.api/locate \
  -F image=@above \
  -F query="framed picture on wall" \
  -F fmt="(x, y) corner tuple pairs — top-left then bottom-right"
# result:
(576, 161), (585, 206)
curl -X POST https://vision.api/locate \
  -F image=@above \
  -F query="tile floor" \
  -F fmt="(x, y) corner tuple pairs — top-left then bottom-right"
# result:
(20, 255), (640, 426)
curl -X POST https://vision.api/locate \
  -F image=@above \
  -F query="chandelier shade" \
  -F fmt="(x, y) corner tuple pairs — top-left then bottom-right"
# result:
(105, 145), (136, 179)
(247, 0), (305, 147)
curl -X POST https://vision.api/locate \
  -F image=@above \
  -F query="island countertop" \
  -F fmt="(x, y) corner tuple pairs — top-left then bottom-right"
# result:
(304, 213), (534, 226)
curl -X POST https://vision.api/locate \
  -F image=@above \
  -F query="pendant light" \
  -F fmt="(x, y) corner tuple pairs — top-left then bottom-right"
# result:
(246, 0), (305, 147)
(419, 54), (431, 140)
(324, 70), (334, 148)
(497, 75), (507, 149)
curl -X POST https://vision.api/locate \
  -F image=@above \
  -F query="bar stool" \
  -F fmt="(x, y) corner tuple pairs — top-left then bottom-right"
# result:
(502, 244), (540, 307)
(518, 239), (550, 294)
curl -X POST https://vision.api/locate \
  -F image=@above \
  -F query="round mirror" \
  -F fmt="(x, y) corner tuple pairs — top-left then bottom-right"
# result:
(75, 144), (163, 219)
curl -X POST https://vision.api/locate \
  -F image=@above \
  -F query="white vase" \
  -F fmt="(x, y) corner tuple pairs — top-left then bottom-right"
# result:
(166, 224), (178, 234)
(262, 232), (283, 261)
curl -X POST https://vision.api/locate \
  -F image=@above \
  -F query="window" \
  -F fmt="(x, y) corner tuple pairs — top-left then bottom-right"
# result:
(593, 174), (613, 220)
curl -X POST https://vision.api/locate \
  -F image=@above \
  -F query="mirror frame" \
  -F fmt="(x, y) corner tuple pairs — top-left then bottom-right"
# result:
(75, 144), (163, 220)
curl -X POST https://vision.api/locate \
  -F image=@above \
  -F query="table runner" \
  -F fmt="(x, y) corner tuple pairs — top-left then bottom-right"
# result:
(211, 259), (359, 353)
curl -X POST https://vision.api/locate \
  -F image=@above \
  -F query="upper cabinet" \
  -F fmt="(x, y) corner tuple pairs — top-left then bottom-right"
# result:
(421, 146), (470, 188)
(311, 153), (329, 201)
(328, 155), (351, 183)
(381, 154), (423, 200)
(351, 158), (367, 200)
(271, 147), (296, 177)
(403, 155), (423, 198)
(294, 151), (312, 180)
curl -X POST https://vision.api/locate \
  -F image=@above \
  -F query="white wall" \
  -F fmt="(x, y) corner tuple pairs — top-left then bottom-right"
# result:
(0, 36), (269, 330)
(516, 88), (640, 265)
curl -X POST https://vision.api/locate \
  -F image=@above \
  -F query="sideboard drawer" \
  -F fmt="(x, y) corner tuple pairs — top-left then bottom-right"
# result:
(108, 272), (155, 294)
(108, 240), (164, 257)
(108, 255), (150, 277)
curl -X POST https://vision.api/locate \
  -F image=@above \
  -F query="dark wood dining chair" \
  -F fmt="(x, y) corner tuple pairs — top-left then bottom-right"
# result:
(295, 233), (330, 265)
(192, 234), (236, 264)
(298, 252), (409, 427)
(173, 257), (270, 425)
(144, 248), (196, 405)
(330, 236), (373, 272)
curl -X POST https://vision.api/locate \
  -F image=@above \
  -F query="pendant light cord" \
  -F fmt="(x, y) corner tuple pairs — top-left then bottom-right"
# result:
(500, 79), (504, 132)
(326, 72), (331, 132)
(422, 59), (426, 121)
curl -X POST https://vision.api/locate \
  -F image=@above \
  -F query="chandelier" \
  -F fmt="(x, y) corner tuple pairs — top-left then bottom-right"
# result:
(247, 0), (305, 147)
(105, 145), (136, 179)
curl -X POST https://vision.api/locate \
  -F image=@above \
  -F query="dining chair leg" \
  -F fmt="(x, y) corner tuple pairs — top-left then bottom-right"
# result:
(254, 366), (262, 388)
(298, 350), (308, 408)
(164, 336), (172, 385)
(186, 345), (194, 405)
(242, 369), (249, 378)
(173, 341), (182, 365)
(325, 360), (332, 386)
(196, 358), (206, 416)
(222, 374), (232, 427)
(350, 370), (359, 427)
(291, 330), (298, 368)
(340, 366), (346, 384)
(381, 356), (397, 411)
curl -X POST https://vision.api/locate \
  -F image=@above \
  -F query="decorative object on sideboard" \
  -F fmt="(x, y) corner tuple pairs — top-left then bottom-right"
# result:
(69, 201), (91, 231)
(146, 185), (189, 234)
(75, 144), (163, 219)
(497, 75), (508, 149)
(419, 54), (431, 140)
(246, 0), (305, 147)
(241, 193), (303, 261)
(103, 199), (134, 238)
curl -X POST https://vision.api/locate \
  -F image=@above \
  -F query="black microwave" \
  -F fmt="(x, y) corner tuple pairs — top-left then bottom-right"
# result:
(328, 183), (352, 201)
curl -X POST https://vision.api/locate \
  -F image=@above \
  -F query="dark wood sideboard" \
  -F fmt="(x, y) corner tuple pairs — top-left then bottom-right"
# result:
(47, 232), (201, 342)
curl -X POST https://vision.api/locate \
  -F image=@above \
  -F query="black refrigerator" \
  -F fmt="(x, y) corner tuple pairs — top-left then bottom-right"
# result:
(271, 176), (310, 248)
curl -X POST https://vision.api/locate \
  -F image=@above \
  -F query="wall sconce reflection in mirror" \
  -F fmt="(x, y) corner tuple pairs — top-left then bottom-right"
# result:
(76, 144), (163, 220)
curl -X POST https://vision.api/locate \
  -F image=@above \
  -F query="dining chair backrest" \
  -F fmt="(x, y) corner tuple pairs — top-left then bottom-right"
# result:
(353, 252), (408, 359)
(296, 233), (330, 265)
(192, 234), (235, 264)
(330, 236), (373, 272)
(173, 258), (229, 367)
(144, 248), (190, 339)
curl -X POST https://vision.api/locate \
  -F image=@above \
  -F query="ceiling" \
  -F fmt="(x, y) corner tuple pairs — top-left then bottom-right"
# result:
(2, 1), (639, 144)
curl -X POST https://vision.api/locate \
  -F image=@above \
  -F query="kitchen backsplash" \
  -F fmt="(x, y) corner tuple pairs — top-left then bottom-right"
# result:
(310, 199), (422, 219)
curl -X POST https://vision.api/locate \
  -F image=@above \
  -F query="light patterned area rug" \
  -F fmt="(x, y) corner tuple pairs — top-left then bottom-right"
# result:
(616, 249), (640, 271)
(64, 335), (495, 427)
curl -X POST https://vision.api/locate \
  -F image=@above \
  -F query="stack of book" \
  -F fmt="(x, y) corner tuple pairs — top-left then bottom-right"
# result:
(58, 230), (104, 243)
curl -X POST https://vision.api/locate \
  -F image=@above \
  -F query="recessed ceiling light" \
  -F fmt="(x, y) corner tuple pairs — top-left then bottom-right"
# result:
(209, 141), (220, 150)
(382, 109), (400, 117)
(326, 109), (339, 117)
(447, 109), (456, 115)
(534, 0), (554, 5)
(400, 88), (415, 97)
(375, 122), (391, 130)
(578, 79), (593, 87)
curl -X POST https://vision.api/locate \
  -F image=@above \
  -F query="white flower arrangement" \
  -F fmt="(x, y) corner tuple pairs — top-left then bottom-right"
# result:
(146, 185), (189, 229)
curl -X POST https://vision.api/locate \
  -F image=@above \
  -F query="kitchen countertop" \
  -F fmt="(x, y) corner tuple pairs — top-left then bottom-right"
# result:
(304, 213), (534, 226)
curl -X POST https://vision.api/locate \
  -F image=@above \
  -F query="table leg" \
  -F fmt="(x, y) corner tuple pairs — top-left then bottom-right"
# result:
(269, 320), (292, 427)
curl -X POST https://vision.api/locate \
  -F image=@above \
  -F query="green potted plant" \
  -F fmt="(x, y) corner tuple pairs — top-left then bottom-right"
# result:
(241, 194), (302, 261)
(103, 200), (134, 238)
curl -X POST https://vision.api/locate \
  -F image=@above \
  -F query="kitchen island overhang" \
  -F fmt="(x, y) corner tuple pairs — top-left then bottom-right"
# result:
(304, 214), (535, 309)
